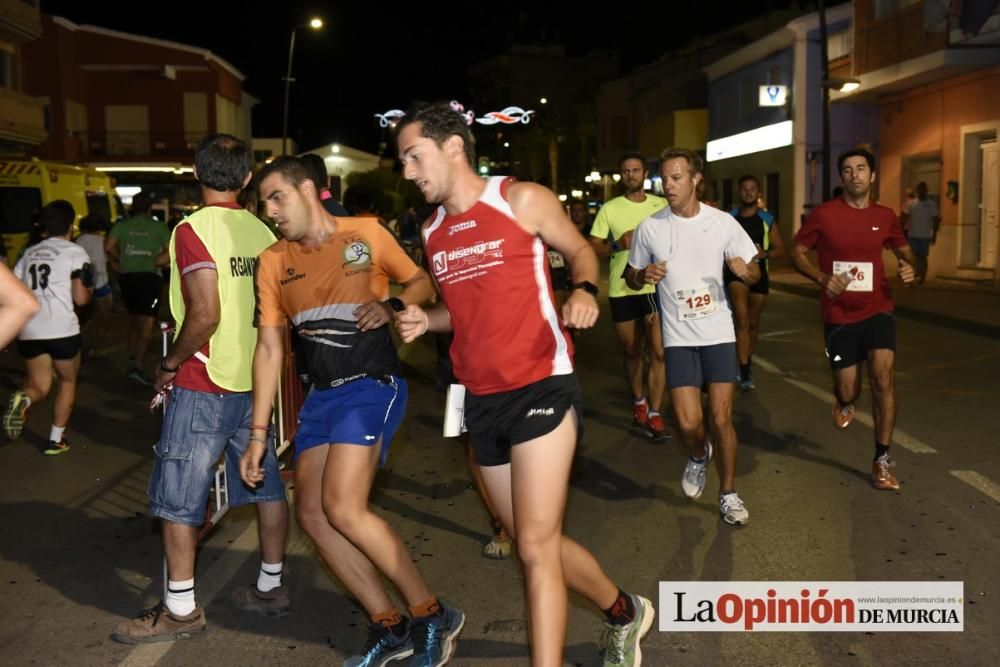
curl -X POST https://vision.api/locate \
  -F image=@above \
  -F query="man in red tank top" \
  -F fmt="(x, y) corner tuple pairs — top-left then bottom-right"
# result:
(394, 102), (654, 667)
(791, 148), (917, 492)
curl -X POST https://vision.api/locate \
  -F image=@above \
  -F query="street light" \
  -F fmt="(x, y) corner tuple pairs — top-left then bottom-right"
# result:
(282, 17), (323, 156)
(826, 77), (861, 93)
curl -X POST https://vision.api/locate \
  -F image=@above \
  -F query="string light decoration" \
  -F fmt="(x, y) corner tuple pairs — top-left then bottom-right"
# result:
(374, 100), (535, 128)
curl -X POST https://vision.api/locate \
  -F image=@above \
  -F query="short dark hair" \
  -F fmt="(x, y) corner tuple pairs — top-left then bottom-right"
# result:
(194, 133), (253, 192)
(131, 191), (153, 215)
(738, 174), (760, 188)
(255, 155), (316, 199)
(837, 148), (876, 173)
(300, 153), (329, 192)
(78, 213), (104, 234)
(618, 151), (646, 170)
(660, 147), (704, 177)
(37, 200), (75, 238)
(394, 101), (476, 166)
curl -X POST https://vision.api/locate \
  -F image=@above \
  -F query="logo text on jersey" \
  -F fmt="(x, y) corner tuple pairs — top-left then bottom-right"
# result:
(433, 239), (506, 275)
(448, 220), (478, 236)
(526, 407), (555, 417)
(280, 266), (306, 286)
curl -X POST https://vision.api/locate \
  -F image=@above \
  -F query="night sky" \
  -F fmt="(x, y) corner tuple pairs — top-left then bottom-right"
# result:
(40, 1), (797, 154)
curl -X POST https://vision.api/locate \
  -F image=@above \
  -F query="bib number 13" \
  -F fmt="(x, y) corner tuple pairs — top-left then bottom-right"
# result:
(29, 263), (51, 290)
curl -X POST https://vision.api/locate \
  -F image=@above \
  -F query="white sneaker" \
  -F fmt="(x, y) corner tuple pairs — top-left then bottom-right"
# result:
(720, 492), (749, 525)
(681, 439), (713, 499)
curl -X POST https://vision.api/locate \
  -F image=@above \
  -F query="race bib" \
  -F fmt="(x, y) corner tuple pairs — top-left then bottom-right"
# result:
(546, 250), (566, 269)
(674, 285), (719, 321)
(832, 261), (874, 292)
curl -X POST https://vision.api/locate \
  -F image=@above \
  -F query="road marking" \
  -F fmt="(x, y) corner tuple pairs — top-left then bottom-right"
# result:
(759, 328), (804, 338)
(753, 355), (938, 454)
(950, 470), (1000, 503)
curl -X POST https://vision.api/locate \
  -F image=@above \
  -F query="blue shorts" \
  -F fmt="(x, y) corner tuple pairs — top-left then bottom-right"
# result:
(94, 283), (112, 298)
(665, 343), (739, 389)
(295, 376), (407, 466)
(148, 386), (286, 526)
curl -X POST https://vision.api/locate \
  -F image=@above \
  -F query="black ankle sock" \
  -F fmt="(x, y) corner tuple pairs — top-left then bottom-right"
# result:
(603, 589), (635, 626)
(740, 363), (751, 378)
(874, 443), (890, 461)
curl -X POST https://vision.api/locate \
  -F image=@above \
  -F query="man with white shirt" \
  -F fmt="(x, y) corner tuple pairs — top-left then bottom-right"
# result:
(624, 148), (759, 526)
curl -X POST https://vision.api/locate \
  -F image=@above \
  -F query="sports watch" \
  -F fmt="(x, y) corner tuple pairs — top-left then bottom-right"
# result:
(386, 297), (406, 312)
(572, 281), (599, 296)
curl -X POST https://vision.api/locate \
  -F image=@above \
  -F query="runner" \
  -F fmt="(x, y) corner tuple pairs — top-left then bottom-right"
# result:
(5, 200), (93, 455)
(243, 155), (464, 667)
(590, 153), (668, 441)
(395, 102), (654, 667)
(624, 148), (760, 526)
(790, 148), (917, 491)
(724, 175), (785, 390)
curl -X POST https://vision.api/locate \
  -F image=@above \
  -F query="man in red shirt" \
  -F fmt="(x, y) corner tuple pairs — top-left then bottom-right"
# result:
(791, 149), (917, 491)
(394, 101), (653, 667)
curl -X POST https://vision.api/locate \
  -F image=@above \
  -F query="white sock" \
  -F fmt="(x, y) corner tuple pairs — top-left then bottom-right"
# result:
(634, 396), (647, 405)
(49, 425), (66, 443)
(649, 410), (660, 418)
(166, 578), (196, 616)
(257, 561), (283, 592)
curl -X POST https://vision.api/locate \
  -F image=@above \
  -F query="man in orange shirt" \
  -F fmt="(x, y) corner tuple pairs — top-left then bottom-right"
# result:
(241, 156), (464, 666)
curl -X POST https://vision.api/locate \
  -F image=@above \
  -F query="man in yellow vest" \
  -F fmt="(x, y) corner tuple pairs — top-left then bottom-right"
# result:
(112, 134), (289, 644)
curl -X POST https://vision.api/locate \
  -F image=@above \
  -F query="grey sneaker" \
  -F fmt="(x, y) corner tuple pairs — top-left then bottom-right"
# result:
(230, 584), (290, 617)
(599, 595), (655, 666)
(111, 601), (206, 644)
(343, 618), (414, 667)
(720, 492), (750, 526)
(681, 439), (713, 499)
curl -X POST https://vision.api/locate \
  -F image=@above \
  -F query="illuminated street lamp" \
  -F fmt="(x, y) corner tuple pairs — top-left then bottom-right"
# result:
(282, 17), (324, 155)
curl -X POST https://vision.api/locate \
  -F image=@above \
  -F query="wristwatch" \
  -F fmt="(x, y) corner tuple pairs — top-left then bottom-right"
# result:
(386, 297), (406, 312)
(160, 358), (180, 373)
(572, 281), (599, 296)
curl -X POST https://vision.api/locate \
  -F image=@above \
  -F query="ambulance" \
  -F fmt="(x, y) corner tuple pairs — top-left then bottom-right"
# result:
(0, 159), (120, 265)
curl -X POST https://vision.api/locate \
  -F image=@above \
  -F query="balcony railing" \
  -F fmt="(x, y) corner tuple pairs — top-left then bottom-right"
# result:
(70, 131), (206, 160)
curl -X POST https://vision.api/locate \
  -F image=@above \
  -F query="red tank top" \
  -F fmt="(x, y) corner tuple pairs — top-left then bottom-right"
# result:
(424, 177), (573, 395)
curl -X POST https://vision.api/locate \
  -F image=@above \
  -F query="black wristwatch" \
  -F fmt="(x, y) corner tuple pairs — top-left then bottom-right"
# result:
(386, 297), (406, 312)
(572, 281), (599, 297)
(160, 358), (180, 373)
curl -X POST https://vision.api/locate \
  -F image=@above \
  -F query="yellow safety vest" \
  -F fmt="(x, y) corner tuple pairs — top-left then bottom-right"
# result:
(169, 206), (275, 391)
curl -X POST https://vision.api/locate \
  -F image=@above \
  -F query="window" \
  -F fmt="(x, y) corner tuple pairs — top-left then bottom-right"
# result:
(0, 48), (14, 89)
(86, 193), (112, 223)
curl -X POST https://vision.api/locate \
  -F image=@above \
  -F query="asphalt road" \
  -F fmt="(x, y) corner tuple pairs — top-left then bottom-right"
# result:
(0, 286), (996, 666)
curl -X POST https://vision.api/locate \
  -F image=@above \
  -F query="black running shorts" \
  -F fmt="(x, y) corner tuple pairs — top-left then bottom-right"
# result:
(465, 373), (582, 467)
(824, 312), (896, 370)
(609, 293), (657, 323)
(119, 272), (162, 317)
(17, 334), (83, 360)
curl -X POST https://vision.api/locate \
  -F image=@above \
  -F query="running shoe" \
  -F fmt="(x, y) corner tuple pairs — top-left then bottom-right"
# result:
(720, 492), (750, 525)
(832, 402), (855, 430)
(872, 454), (900, 491)
(3, 390), (30, 440)
(681, 439), (713, 499)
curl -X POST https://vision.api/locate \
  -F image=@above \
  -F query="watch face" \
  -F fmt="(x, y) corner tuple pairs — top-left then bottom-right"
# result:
(388, 297), (405, 312)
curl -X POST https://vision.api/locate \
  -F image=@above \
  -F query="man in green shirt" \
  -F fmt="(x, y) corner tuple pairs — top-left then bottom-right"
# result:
(590, 152), (669, 441)
(105, 192), (170, 385)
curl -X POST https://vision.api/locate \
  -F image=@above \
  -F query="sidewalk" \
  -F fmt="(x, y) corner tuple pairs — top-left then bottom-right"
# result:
(768, 268), (1000, 339)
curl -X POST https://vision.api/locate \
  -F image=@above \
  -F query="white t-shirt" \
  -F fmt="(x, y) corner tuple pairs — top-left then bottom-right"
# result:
(14, 238), (91, 340)
(75, 233), (109, 289)
(628, 203), (758, 347)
